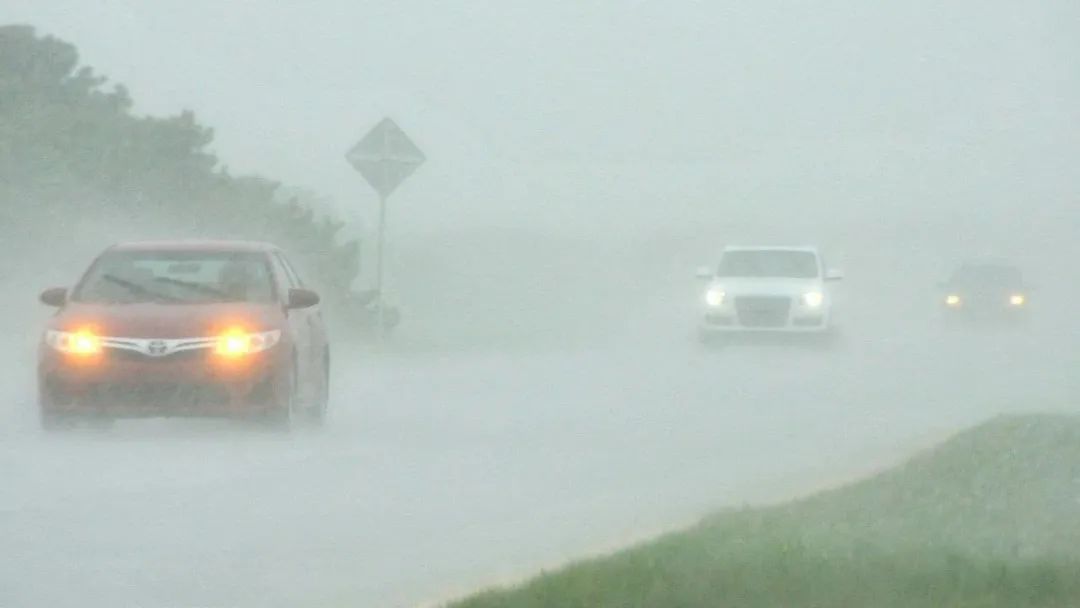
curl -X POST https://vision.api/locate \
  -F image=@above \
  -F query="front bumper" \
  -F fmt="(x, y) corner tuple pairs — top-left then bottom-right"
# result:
(700, 295), (829, 333)
(942, 304), (1027, 320)
(38, 345), (289, 418)
(700, 322), (829, 334)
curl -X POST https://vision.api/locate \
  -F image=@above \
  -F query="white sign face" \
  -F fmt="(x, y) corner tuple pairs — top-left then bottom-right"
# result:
(345, 118), (426, 198)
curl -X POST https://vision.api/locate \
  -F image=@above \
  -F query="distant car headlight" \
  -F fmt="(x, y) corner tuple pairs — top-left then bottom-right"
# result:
(215, 329), (282, 358)
(705, 288), (725, 307)
(802, 291), (824, 308)
(45, 329), (102, 356)
(945, 294), (962, 307)
(1009, 294), (1025, 307)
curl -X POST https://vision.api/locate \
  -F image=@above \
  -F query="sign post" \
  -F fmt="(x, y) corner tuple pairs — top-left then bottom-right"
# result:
(345, 118), (425, 338)
(373, 188), (388, 333)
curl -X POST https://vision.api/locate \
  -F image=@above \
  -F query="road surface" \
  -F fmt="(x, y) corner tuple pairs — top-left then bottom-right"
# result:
(2, 310), (1077, 608)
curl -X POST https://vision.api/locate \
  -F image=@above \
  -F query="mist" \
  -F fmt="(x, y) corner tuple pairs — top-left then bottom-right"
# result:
(2, 2), (1079, 607)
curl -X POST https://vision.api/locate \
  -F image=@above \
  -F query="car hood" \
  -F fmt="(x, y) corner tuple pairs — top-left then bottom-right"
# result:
(49, 302), (285, 338)
(709, 278), (823, 297)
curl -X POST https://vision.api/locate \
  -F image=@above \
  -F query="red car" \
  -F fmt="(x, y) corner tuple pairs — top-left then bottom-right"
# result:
(37, 240), (330, 430)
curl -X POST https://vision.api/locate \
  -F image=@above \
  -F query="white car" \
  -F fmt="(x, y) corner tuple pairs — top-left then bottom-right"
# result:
(696, 246), (842, 342)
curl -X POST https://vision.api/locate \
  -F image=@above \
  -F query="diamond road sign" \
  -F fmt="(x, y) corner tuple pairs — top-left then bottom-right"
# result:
(345, 118), (426, 198)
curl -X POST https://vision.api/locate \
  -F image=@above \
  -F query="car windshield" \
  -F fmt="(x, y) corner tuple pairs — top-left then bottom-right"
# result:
(74, 251), (275, 304)
(952, 264), (1023, 288)
(717, 250), (820, 279)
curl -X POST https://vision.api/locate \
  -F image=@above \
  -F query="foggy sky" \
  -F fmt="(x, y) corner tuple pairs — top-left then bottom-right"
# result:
(4, 1), (1078, 238)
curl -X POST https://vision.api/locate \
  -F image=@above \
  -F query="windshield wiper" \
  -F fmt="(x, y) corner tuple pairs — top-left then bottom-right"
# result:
(152, 276), (230, 299)
(101, 274), (183, 303)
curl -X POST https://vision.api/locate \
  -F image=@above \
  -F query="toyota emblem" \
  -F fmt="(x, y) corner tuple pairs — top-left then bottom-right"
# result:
(147, 340), (168, 356)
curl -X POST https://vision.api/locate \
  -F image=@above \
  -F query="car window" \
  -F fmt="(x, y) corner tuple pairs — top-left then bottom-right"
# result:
(74, 251), (276, 304)
(273, 252), (304, 288)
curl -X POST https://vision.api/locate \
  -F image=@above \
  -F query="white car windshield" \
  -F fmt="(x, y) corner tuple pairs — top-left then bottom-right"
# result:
(717, 251), (819, 279)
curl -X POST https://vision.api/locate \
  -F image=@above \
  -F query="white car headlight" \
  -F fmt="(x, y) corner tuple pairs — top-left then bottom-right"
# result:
(705, 288), (725, 307)
(802, 291), (825, 308)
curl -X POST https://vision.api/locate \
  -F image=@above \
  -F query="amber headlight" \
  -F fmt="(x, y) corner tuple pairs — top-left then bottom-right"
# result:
(45, 329), (103, 355)
(215, 329), (282, 358)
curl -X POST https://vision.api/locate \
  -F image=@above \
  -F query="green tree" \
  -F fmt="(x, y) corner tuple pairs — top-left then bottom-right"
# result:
(0, 25), (361, 309)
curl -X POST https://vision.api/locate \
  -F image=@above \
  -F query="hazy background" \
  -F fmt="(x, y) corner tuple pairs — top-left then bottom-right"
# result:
(3, 3), (1080, 606)
(9, 0), (1076, 348)
(6, 1), (1078, 241)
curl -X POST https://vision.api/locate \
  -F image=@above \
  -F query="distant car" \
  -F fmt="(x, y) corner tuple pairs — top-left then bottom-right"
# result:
(696, 246), (842, 344)
(37, 240), (329, 430)
(939, 261), (1029, 325)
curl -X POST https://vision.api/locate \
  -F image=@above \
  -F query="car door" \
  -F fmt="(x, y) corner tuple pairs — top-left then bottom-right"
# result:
(271, 252), (316, 405)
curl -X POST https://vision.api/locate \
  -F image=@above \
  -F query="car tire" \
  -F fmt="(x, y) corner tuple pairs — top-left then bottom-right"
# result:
(261, 393), (294, 432)
(305, 352), (330, 427)
(258, 363), (298, 432)
(39, 410), (70, 432)
(40, 411), (113, 432)
(87, 416), (115, 430)
(812, 328), (840, 350)
(697, 331), (725, 349)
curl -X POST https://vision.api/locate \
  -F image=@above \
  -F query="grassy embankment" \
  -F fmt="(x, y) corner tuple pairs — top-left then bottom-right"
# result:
(450, 414), (1080, 608)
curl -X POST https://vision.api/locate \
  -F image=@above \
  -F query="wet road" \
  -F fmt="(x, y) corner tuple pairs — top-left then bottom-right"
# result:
(2, 313), (1078, 608)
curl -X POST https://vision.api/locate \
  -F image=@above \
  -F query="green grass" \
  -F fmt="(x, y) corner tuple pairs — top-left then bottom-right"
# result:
(448, 414), (1080, 608)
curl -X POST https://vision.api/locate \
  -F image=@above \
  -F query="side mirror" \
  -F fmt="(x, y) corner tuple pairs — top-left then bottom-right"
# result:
(824, 269), (844, 282)
(40, 287), (67, 307)
(287, 288), (320, 309)
(695, 266), (714, 280)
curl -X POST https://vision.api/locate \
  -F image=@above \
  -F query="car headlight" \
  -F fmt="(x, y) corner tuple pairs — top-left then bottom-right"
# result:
(802, 291), (824, 308)
(45, 329), (102, 355)
(705, 288), (725, 307)
(1009, 294), (1025, 307)
(945, 294), (962, 307)
(215, 329), (282, 358)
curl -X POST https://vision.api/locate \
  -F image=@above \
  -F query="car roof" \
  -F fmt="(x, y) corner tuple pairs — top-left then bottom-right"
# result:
(108, 239), (280, 254)
(722, 245), (820, 253)
(959, 258), (1018, 269)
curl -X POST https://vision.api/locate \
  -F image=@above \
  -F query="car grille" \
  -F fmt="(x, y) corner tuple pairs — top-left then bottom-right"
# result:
(105, 348), (209, 363)
(735, 296), (792, 328)
(83, 382), (231, 408)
